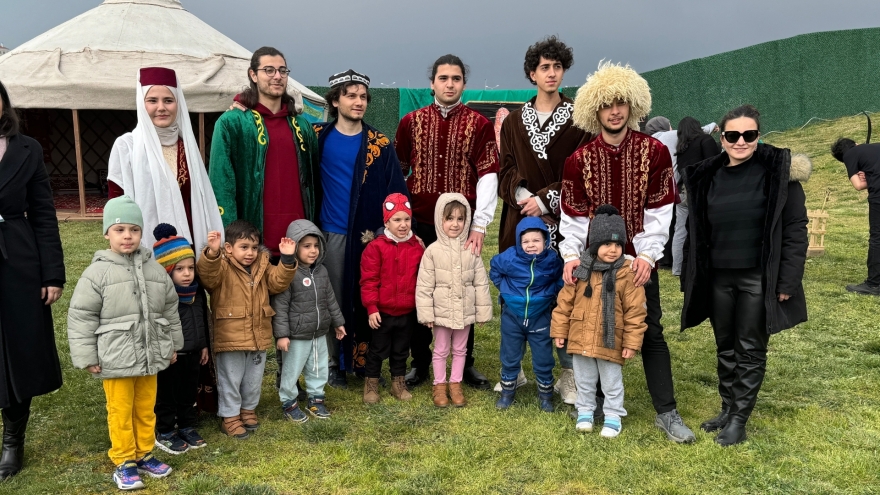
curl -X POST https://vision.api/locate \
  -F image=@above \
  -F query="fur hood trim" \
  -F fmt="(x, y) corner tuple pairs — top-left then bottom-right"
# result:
(573, 60), (652, 135)
(789, 153), (812, 183)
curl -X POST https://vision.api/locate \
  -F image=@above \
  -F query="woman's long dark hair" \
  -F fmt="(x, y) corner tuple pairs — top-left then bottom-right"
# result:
(675, 116), (704, 156)
(238, 46), (300, 117)
(0, 80), (20, 137)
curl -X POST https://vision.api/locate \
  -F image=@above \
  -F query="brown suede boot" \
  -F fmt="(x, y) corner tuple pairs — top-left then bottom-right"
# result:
(448, 382), (467, 407)
(390, 376), (413, 401)
(432, 383), (449, 408)
(240, 409), (260, 431)
(363, 377), (381, 405)
(221, 416), (249, 439)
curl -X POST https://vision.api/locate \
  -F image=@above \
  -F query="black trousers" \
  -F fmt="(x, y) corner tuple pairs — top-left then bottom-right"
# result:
(410, 222), (476, 371)
(366, 312), (415, 378)
(710, 266), (769, 419)
(155, 351), (201, 433)
(867, 202), (880, 285)
(641, 270), (677, 414)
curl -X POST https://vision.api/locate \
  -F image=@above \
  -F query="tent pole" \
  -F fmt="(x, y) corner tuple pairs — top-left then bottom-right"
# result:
(199, 113), (206, 164)
(72, 109), (86, 216)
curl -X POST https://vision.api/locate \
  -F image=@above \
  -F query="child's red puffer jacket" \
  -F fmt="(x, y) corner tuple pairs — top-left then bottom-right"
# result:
(360, 230), (425, 316)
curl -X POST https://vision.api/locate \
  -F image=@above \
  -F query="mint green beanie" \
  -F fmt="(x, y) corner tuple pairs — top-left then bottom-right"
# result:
(103, 195), (144, 233)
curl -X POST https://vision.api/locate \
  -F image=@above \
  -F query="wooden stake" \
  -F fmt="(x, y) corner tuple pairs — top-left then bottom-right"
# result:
(199, 112), (206, 164)
(72, 109), (86, 216)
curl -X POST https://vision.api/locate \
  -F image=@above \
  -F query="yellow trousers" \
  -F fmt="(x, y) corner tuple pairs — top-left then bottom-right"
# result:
(102, 375), (158, 465)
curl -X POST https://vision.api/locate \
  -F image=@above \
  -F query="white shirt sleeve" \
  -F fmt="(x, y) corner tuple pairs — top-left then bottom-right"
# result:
(559, 210), (590, 261)
(515, 186), (549, 215)
(632, 203), (674, 267)
(472, 173), (499, 232)
(702, 122), (717, 134)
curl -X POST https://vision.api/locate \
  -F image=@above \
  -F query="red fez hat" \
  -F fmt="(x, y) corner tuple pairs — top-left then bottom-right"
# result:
(139, 67), (177, 88)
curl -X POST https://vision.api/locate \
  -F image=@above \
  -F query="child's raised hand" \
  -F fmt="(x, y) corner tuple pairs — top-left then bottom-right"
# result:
(206, 231), (222, 255)
(200, 347), (209, 366)
(622, 348), (636, 359)
(555, 338), (566, 348)
(335, 326), (346, 340)
(276, 337), (290, 352)
(87, 365), (102, 374)
(368, 312), (382, 330)
(278, 237), (297, 256)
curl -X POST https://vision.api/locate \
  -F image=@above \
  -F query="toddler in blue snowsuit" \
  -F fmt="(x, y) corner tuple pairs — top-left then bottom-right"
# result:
(489, 217), (563, 411)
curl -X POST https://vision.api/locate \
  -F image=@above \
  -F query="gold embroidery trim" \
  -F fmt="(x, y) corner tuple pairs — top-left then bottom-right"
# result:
(291, 117), (306, 152)
(251, 110), (267, 145)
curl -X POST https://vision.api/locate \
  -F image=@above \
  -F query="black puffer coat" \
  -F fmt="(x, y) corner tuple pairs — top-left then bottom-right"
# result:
(681, 143), (810, 333)
(271, 220), (344, 340)
(178, 288), (209, 353)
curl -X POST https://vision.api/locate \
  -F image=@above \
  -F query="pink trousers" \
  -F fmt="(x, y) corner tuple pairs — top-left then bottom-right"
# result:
(432, 325), (470, 385)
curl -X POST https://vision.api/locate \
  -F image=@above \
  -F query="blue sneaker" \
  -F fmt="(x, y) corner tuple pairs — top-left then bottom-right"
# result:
(113, 461), (144, 490)
(135, 453), (172, 478)
(576, 412), (594, 432)
(601, 416), (622, 438)
(154, 430), (189, 455)
(282, 401), (308, 423)
(178, 427), (206, 449)
(307, 397), (331, 419)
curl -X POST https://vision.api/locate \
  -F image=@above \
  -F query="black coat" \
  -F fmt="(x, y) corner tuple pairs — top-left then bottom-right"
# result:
(681, 143), (810, 334)
(178, 288), (209, 353)
(0, 134), (65, 407)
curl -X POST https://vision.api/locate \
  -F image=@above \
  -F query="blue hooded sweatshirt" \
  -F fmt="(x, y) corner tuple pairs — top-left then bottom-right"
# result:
(490, 217), (563, 324)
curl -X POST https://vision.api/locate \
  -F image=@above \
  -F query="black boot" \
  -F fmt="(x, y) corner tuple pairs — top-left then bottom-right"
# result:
(0, 408), (30, 479)
(700, 405), (730, 433)
(715, 415), (747, 446)
(462, 366), (490, 390)
(405, 367), (430, 388)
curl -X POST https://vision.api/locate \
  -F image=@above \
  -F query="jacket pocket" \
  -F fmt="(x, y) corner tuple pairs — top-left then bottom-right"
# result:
(216, 307), (247, 319)
(262, 306), (277, 317)
(154, 317), (175, 360)
(96, 321), (137, 369)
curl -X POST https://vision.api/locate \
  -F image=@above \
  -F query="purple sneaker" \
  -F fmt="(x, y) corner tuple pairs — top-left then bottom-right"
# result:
(112, 461), (145, 490)
(135, 453), (172, 478)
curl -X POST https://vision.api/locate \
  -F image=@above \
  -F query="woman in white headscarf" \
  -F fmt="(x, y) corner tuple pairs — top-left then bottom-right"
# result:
(108, 67), (223, 255)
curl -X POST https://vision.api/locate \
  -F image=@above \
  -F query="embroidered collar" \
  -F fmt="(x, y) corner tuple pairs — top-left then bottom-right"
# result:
(597, 128), (632, 153)
(434, 98), (462, 118)
(521, 99), (573, 160)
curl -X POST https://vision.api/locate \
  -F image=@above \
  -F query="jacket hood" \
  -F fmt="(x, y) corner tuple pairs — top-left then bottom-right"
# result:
(285, 219), (326, 266)
(433, 192), (472, 248)
(514, 217), (552, 259)
(92, 247), (153, 265)
(789, 153), (812, 182)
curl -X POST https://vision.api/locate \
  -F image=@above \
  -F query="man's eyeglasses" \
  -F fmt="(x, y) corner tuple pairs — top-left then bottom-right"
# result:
(721, 130), (760, 143)
(255, 67), (291, 77)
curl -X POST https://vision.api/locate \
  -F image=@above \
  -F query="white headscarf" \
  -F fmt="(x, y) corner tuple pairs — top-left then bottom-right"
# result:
(108, 69), (223, 257)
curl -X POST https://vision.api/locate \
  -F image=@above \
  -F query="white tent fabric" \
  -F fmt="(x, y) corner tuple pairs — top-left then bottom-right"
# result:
(0, 0), (325, 112)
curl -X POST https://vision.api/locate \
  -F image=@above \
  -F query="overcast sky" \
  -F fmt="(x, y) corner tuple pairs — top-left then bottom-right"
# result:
(3, 0), (880, 89)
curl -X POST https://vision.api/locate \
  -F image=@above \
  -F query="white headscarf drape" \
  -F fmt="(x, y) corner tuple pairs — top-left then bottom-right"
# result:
(107, 70), (223, 257)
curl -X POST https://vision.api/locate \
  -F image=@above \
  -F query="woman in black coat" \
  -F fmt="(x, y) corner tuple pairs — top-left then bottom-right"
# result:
(681, 105), (809, 446)
(0, 81), (65, 478)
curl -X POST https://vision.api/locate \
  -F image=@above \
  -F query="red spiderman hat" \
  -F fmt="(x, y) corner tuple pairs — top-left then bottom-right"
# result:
(383, 193), (412, 222)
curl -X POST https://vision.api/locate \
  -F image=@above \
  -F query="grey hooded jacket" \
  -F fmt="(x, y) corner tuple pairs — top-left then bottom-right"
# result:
(67, 248), (184, 379)
(271, 220), (345, 340)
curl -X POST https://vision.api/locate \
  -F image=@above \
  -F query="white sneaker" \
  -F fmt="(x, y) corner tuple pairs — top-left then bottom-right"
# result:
(554, 368), (577, 405)
(493, 370), (528, 392)
(601, 417), (622, 438)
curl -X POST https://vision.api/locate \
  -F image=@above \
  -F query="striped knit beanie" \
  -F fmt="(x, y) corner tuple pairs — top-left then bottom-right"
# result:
(152, 223), (194, 272)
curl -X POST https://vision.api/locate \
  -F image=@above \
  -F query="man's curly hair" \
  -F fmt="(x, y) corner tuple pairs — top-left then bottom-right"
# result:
(523, 36), (574, 85)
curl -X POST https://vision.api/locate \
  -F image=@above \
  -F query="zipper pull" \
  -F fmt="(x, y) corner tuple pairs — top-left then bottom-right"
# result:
(523, 318), (529, 327)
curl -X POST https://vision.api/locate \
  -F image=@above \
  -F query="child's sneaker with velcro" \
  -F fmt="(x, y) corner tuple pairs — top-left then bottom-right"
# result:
(282, 401), (308, 423)
(178, 427), (206, 449)
(601, 416), (622, 438)
(575, 412), (594, 432)
(155, 430), (189, 455)
(135, 453), (172, 478)
(112, 461), (144, 491)
(307, 397), (331, 419)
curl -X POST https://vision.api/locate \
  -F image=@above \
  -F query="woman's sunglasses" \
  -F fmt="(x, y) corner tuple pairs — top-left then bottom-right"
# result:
(721, 130), (760, 143)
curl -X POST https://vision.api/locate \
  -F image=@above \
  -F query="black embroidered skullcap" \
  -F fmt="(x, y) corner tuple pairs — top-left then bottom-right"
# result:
(328, 69), (370, 88)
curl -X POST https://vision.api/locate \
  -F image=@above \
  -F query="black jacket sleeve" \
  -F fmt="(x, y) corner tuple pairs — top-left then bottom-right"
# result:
(26, 141), (66, 287)
(776, 181), (809, 295)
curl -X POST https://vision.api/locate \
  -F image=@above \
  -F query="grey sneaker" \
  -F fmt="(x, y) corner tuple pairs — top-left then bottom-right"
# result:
(554, 368), (577, 405)
(493, 370), (527, 392)
(655, 409), (696, 443)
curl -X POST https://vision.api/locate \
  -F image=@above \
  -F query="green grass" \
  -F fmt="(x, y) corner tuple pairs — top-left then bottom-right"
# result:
(4, 114), (880, 494)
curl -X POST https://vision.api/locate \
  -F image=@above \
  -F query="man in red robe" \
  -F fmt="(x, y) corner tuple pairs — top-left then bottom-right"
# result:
(394, 54), (499, 390)
(559, 61), (696, 443)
